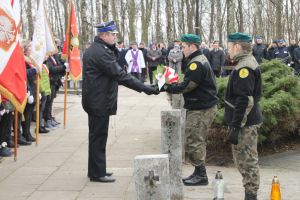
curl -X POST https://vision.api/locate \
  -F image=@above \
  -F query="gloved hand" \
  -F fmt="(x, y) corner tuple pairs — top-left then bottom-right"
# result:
(64, 62), (70, 72)
(143, 85), (159, 95)
(228, 126), (241, 145)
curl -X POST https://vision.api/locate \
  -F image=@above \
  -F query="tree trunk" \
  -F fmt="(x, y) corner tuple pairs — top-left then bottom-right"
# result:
(195, 0), (200, 36)
(209, 0), (215, 42)
(102, 0), (109, 22)
(141, 0), (153, 45)
(95, 0), (102, 22)
(128, 0), (136, 43)
(275, 0), (283, 39)
(155, 0), (162, 42)
(226, 0), (235, 35)
(216, 0), (225, 46)
(26, 0), (34, 39)
(166, 0), (174, 42)
(186, 0), (194, 33)
(111, 0), (122, 41)
(237, 0), (244, 32)
(79, 0), (89, 51)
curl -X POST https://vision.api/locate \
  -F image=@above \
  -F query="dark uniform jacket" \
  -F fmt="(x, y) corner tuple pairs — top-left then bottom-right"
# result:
(208, 48), (225, 71)
(82, 37), (147, 117)
(166, 50), (218, 110)
(224, 54), (262, 128)
(272, 46), (290, 63)
(252, 43), (266, 64)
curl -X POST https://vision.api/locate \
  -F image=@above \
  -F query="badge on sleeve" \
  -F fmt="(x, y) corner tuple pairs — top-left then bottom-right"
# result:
(189, 63), (197, 71)
(239, 68), (249, 78)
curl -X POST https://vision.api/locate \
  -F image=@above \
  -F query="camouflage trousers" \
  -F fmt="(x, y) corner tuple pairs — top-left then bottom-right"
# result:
(185, 105), (217, 166)
(232, 125), (261, 195)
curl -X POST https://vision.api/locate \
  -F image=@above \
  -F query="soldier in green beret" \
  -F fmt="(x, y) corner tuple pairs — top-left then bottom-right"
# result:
(224, 32), (263, 200)
(164, 34), (218, 186)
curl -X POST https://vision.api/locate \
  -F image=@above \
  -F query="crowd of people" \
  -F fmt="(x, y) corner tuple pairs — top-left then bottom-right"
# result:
(115, 35), (300, 83)
(0, 40), (68, 158)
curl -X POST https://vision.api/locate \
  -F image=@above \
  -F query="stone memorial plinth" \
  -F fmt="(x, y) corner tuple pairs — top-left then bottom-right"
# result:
(161, 110), (184, 200)
(134, 154), (170, 200)
(170, 94), (186, 161)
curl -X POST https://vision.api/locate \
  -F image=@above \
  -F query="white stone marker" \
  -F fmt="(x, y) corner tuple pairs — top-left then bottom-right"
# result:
(161, 110), (184, 200)
(134, 154), (170, 200)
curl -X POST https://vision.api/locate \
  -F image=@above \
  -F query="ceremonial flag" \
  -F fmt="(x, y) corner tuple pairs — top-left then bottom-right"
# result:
(29, 0), (57, 68)
(62, 0), (82, 80)
(0, 0), (27, 113)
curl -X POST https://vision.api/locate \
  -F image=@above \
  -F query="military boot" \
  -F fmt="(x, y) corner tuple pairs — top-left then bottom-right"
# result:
(245, 192), (257, 200)
(182, 167), (197, 181)
(183, 165), (208, 186)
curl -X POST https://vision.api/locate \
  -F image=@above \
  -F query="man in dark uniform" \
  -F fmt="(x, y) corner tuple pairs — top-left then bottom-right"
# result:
(252, 36), (266, 64)
(164, 34), (218, 186)
(82, 21), (158, 183)
(224, 32), (263, 200)
(272, 39), (291, 64)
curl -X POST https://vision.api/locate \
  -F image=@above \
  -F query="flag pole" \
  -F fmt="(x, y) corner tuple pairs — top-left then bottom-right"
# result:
(35, 73), (40, 145)
(63, 72), (68, 129)
(14, 110), (18, 161)
(63, 0), (72, 129)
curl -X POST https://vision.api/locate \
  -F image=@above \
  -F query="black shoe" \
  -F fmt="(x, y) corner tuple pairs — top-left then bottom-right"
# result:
(0, 147), (13, 157)
(24, 134), (36, 142)
(182, 168), (197, 181)
(106, 172), (113, 177)
(52, 117), (61, 125)
(245, 192), (257, 200)
(90, 176), (116, 183)
(39, 127), (50, 134)
(88, 172), (113, 178)
(7, 140), (19, 148)
(18, 136), (32, 146)
(183, 175), (208, 186)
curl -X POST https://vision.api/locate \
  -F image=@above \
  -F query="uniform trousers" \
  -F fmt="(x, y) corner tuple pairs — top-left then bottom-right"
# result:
(185, 105), (217, 166)
(232, 125), (260, 195)
(88, 114), (110, 178)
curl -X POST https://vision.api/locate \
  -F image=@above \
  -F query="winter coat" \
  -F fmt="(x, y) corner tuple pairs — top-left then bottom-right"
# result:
(168, 48), (183, 73)
(147, 48), (162, 67)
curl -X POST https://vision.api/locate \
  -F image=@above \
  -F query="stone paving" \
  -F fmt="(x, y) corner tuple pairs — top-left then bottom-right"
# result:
(0, 86), (299, 200)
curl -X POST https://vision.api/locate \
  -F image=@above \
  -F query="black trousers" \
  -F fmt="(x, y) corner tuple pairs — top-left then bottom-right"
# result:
(88, 114), (110, 178)
(148, 66), (157, 84)
(0, 112), (12, 144)
(44, 86), (57, 121)
(21, 103), (35, 138)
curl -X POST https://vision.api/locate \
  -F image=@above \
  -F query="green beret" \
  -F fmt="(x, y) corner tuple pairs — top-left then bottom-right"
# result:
(180, 34), (201, 45)
(227, 32), (252, 43)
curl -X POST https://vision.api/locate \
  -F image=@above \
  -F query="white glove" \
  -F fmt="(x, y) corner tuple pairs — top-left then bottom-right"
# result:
(0, 109), (6, 116)
(64, 62), (70, 72)
(27, 91), (34, 104)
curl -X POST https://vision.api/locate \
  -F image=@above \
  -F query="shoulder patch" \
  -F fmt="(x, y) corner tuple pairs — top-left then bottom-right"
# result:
(239, 68), (249, 78)
(189, 63), (197, 71)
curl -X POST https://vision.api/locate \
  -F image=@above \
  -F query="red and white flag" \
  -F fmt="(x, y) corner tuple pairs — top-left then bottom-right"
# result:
(62, 0), (82, 81)
(0, 0), (27, 113)
(29, 0), (57, 68)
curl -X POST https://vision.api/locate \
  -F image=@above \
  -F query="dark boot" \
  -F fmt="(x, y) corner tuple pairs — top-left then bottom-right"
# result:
(18, 134), (32, 146)
(38, 127), (50, 134)
(24, 133), (36, 142)
(182, 167), (197, 181)
(183, 165), (208, 186)
(245, 192), (257, 200)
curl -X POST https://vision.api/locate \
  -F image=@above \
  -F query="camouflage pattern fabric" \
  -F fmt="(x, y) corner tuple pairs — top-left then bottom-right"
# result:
(185, 105), (217, 166)
(232, 125), (261, 195)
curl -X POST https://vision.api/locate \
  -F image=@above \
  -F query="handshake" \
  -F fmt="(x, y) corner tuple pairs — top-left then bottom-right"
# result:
(142, 84), (172, 95)
(142, 84), (160, 95)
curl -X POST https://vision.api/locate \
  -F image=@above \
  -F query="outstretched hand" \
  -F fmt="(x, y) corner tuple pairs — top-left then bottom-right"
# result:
(143, 85), (159, 95)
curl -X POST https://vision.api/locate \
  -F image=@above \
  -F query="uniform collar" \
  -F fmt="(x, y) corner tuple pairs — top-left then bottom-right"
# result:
(188, 50), (202, 60)
(233, 53), (250, 62)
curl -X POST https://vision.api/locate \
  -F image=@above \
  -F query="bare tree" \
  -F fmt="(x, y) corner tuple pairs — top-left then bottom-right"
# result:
(209, 0), (215, 42)
(141, 0), (153, 45)
(128, 0), (136, 43)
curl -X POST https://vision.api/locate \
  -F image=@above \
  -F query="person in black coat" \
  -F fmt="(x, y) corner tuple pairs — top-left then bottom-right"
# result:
(293, 42), (300, 74)
(289, 39), (298, 68)
(208, 41), (225, 77)
(252, 36), (267, 64)
(116, 41), (128, 71)
(82, 21), (158, 183)
(139, 42), (148, 82)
